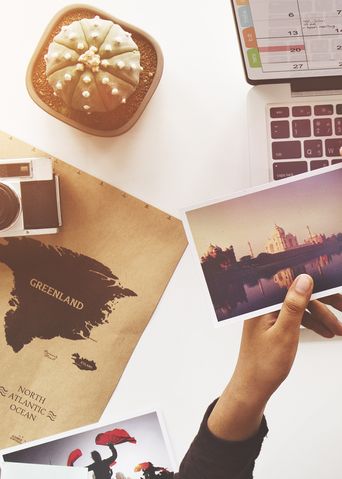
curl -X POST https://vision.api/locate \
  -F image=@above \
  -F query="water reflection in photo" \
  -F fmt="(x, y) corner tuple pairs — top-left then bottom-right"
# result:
(209, 250), (342, 321)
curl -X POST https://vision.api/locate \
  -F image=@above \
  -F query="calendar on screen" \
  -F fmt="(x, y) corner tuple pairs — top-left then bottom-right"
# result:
(232, 0), (342, 81)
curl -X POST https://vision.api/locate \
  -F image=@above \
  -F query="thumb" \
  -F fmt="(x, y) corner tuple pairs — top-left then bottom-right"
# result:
(275, 274), (314, 334)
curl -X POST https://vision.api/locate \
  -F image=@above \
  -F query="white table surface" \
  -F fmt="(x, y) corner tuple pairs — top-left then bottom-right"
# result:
(1, 1), (342, 477)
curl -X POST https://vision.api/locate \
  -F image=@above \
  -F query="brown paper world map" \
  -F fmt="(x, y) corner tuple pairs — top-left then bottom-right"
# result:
(0, 131), (187, 449)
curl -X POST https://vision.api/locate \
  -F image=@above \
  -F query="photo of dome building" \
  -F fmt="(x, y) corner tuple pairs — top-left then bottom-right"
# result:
(265, 225), (299, 254)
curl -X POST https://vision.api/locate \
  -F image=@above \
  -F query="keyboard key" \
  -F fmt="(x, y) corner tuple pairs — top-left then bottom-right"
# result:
(313, 118), (332, 136)
(270, 107), (289, 118)
(325, 138), (342, 156)
(332, 159), (342, 164)
(273, 162), (308, 180)
(304, 140), (323, 158)
(292, 106), (311, 117)
(336, 104), (342, 115)
(271, 121), (290, 139)
(272, 141), (301, 160)
(335, 118), (342, 135)
(292, 119), (311, 138)
(310, 160), (329, 170)
(314, 104), (333, 115)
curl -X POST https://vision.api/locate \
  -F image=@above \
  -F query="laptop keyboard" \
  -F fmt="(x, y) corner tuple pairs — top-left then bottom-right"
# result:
(267, 102), (342, 180)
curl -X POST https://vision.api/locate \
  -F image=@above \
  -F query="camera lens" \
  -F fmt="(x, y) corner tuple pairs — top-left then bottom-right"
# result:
(0, 183), (20, 230)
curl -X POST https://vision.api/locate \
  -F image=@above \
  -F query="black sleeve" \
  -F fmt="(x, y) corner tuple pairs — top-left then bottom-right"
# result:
(173, 399), (268, 479)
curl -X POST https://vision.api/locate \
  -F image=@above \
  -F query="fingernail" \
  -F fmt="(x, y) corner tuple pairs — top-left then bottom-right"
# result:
(294, 274), (313, 294)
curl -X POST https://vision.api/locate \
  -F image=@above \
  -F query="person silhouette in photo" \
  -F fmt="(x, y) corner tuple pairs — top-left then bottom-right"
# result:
(137, 462), (169, 479)
(86, 443), (118, 479)
(67, 429), (136, 479)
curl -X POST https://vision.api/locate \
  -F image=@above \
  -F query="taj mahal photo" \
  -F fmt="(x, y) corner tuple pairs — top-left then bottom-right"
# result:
(186, 167), (342, 322)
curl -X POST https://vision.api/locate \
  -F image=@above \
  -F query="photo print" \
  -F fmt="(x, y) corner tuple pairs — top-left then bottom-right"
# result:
(184, 165), (342, 323)
(2, 411), (174, 479)
(0, 463), (89, 479)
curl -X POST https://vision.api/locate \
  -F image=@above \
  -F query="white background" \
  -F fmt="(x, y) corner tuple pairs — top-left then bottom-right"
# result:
(0, 1), (342, 478)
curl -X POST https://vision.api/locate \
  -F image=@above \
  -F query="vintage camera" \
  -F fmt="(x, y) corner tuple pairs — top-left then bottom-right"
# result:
(0, 158), (62, 237)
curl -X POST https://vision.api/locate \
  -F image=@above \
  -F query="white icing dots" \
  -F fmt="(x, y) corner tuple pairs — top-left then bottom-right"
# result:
(102, 77), (110, 85)
(82, 91), (90, 98)
(104, 44), (112, 52)
(83, 105), (90, 110)
(91, 31), (99, 39)
(64, 52), (72, 60)
(64, 73), (72, 81)
(111, 88), (119, 95)
(76, 63), (84, 71)
(83, 75), (91, 84)
(117, 60), (125, 70)
(77, 42), (85, 50)
(101, 59), (110, 68)
(121, 98), (127, 104)
(55, 81), (63, 90)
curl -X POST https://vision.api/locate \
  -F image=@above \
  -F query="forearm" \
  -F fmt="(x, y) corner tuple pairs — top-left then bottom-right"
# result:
(207, 375), (268, 441)
(105, 444), (118, 463)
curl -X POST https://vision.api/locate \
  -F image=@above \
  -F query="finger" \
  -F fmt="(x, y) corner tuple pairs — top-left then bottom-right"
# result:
(275, 274), (314, 335)
(302, 311), (335, 338)
(319, 294), (342, 312)
(307, 300), (342, 336)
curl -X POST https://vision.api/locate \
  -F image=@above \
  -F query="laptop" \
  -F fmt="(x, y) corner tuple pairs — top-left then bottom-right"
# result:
(231, 0), (342, 186)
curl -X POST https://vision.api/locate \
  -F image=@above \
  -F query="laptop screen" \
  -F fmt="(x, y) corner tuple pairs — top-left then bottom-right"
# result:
(232, 0), (342, 83)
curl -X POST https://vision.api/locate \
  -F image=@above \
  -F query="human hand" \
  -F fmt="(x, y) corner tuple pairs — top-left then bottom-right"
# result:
(208, 275), (342, 441)
(232, 281), (342, 407)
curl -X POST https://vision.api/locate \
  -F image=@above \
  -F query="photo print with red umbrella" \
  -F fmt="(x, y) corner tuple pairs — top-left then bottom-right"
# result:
(2, 411), (174, 479)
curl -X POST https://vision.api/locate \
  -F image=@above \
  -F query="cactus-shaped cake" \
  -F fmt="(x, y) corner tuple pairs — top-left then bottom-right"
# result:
(44, 15), (142, 113)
